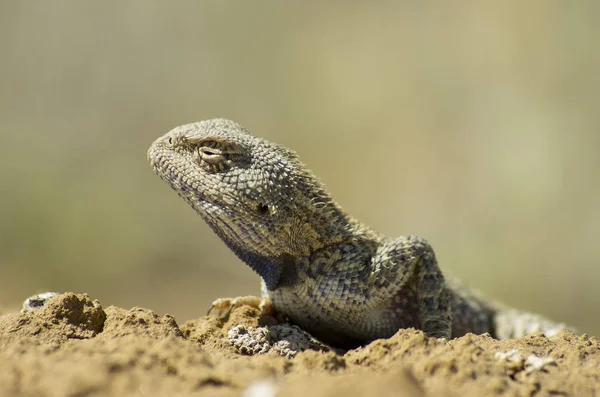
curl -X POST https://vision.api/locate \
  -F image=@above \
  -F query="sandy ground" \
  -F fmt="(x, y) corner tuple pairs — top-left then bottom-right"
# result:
(0, 293), (598, 397)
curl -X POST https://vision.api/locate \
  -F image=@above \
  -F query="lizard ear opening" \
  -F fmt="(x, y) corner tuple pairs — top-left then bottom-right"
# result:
(256, 203), (270, 215)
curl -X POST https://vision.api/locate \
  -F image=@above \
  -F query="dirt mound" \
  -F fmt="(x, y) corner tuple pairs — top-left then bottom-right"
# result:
(0, 293), (598, 397)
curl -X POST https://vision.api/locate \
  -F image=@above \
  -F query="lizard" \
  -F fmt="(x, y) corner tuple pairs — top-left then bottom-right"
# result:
(148, 118), (574, 348)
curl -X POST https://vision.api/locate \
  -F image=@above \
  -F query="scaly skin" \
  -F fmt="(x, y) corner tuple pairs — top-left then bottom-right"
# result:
(148, 119), (573, 348)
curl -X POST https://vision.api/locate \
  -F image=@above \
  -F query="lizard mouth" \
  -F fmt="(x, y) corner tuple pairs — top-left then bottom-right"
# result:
(148, 141), (208, 203)
(148, 139), (237, 225)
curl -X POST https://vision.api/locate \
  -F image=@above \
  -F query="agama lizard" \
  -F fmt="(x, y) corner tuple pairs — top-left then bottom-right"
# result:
(148, 118), (573, 348)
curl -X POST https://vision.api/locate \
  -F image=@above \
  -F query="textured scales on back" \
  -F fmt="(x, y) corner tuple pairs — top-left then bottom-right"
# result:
(148, 119), (574, 347)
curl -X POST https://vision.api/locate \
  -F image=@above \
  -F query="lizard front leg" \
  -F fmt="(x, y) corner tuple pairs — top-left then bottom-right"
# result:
(368, 235), (452, 339)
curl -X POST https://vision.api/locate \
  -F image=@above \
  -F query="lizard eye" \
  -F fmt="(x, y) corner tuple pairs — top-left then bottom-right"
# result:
(198, 146), (225, 165)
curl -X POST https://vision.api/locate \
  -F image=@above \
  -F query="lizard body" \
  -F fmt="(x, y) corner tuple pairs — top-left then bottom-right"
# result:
(148, 119), (572, 347)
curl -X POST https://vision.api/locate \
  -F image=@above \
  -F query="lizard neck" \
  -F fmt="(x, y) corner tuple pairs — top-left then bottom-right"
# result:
(288, 195), (380, 254)
(219, 199), (380, 291)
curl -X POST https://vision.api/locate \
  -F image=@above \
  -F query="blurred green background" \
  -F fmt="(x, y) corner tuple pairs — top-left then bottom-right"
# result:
(1, 2), (599, 336)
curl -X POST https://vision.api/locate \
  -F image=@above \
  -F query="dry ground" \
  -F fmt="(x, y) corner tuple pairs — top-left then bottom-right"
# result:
(0, 293), (598, 397)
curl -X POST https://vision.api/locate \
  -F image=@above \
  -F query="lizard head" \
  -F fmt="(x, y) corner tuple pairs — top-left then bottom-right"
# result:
(148, 118), (350, 290)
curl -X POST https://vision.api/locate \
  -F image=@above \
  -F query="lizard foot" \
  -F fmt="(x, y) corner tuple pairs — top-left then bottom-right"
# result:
(207, 296), (274, 320)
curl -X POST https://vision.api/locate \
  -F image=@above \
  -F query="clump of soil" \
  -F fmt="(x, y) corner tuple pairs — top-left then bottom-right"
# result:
(0, 292), (598, 397)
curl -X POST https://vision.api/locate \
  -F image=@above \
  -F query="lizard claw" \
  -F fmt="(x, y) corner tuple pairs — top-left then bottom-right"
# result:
(206, 297), (234, 319)
(207, 296), (274, 320)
